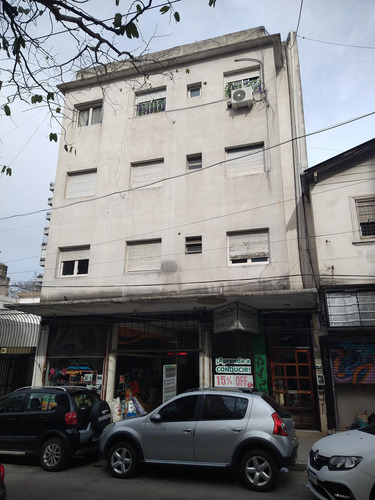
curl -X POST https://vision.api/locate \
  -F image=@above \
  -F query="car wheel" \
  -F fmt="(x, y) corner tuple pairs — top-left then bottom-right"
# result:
(108, 441), (139, 479)
(40, 437), (68, 472)
(240, 449), (278, 492)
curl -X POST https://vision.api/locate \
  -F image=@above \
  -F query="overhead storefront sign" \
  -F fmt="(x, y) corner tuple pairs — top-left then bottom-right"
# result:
(213, 302), (258, 334)
(330, 342), (375, 384)
(214, 357), (254, 389)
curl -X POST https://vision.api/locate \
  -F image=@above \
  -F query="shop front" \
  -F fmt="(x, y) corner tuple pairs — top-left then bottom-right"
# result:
(45, 321), (108, 395)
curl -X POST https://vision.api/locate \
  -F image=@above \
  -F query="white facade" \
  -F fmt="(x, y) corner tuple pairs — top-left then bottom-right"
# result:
(41, 27), (310, 307)
(302, 139), (375, 430)
(22, 28), (323, 429)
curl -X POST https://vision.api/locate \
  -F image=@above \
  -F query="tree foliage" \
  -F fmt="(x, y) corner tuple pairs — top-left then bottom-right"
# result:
(1, 0), (217, 175)
(8, 272), (42, 297)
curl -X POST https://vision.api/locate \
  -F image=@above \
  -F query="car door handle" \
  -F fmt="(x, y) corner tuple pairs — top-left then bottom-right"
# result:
(231, 428), (243, 433)
(182, 428), (194, 434)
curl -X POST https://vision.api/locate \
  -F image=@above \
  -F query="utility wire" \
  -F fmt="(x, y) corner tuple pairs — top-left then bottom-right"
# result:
(1, 110), (374, 222)
(297, 35), (375, 50)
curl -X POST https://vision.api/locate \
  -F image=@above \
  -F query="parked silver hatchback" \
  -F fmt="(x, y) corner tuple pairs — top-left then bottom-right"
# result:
(100, 388), (298, 492)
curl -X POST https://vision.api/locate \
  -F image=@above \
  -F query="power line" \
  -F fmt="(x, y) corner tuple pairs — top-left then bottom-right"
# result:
(1, 110), (374, 222)
(297, 35), (375, 50)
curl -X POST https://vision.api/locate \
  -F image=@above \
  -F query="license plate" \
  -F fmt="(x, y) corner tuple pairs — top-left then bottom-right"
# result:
(307, 468), (318, 486)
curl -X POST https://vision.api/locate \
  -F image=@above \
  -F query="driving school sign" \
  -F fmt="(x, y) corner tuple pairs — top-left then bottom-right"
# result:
(213, 302), (258, 334)
(214, 357), (254, 389)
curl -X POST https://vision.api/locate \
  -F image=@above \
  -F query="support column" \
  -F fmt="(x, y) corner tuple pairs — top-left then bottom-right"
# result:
(199, 326), (212, 388)
(32, 325), (49, 386)
(105, 326), (118, 402)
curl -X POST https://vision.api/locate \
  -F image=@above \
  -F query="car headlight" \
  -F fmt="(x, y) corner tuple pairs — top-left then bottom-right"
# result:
(328, 456), (363, 470)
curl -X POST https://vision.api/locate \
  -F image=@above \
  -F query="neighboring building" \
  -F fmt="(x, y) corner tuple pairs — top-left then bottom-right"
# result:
(0, 263), (41, 396)
(15, 28), (322, 428)
(301, 138), (375, 430)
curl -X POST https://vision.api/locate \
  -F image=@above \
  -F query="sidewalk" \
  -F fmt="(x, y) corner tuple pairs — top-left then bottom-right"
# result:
(293, 430), (326, 471)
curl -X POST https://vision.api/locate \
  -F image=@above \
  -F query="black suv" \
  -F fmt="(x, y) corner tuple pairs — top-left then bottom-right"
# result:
(0, 386), (111, 472)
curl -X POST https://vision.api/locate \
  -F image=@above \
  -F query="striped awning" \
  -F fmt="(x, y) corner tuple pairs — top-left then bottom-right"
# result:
(0, 310), (40, 348)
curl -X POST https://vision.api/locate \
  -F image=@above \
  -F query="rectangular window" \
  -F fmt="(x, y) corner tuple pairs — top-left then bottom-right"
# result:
(136, 88), (166, 116)
(356, 198), (375, 238)
(228, 230), (269, 265)
(77, 103), (102, 127)
(226, 144), (264, 177)
(66, 170), (97, 198)
(326, 290), (375, 327)
(127, 239), (161, 272)
(59, 246), (90, 277)
(224, 69), (261, 98)
(185, 236), (202, 254)
(131, 160), (164, 189)
(188, 83), (201, 98)
(187, 154), (202, 170)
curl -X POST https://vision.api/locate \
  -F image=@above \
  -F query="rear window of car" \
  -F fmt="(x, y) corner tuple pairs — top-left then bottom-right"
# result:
(72, 391), (100, 408)
(261, 393), (291, 418)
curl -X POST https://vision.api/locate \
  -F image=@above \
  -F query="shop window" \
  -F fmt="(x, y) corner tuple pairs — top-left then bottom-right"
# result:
(228, 229), (269, 265)
(187, 153), (202, 170)
(126, 239), (161, 272)
(226, 144), (265, 177)
(59, 246), (90, 277)
(66, 169), (97, 198)
(185, 236), (202, 254)
(158, 395), (198, 422)
(131, 159), (164, 189)
(136, 88), (166, 116)
(77, 102), (102, 127)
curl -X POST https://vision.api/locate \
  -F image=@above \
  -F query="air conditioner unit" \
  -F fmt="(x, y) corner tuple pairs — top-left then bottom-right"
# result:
(230, 87), (254, 110)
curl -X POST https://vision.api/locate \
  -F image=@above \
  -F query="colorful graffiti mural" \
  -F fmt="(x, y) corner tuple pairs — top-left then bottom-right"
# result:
(330, 343), (375, 384)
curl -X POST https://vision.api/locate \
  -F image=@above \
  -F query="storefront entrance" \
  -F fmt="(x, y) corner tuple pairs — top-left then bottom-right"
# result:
(265, 314), (319, 429)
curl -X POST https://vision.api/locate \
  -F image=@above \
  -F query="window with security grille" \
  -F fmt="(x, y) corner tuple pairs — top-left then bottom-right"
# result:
(228, 230), (269, 265)
(326, 290), (375, 327)
(224, 69), (261, 98)
(136, 88), (166, 116)
(356, 198), (375, 238)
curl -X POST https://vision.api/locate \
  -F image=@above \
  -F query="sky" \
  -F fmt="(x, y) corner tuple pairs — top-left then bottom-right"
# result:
(0, 0), (374, 286)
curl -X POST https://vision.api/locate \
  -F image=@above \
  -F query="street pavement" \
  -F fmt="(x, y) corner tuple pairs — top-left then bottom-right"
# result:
(1, 431), (322, 499)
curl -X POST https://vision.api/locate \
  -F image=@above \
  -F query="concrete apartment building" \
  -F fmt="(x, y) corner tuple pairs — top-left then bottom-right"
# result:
(302, 139), (375, 430)
(18, 27), (323, 429)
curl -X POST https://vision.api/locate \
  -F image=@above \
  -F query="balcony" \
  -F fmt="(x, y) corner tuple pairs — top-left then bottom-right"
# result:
(136, 98), (166, 117)
(47, 197), (53, 206)
(46, 212), (51, 221)
(49, 182), (55, 192)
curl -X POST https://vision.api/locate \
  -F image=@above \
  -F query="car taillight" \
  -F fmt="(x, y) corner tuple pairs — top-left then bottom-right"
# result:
(272, 412), (288, 436)
(65, 412), (77, 425)
(0, 464), (4, 483)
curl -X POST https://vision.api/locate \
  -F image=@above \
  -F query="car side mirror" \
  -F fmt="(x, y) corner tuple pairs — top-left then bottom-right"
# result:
(150, 413), (162, 423)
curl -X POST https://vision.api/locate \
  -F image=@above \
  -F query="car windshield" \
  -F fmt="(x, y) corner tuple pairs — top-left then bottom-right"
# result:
(359, 421), (375, 435)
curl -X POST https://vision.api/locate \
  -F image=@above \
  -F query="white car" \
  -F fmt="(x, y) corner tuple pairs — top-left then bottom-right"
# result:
(307, 422), (375, 500)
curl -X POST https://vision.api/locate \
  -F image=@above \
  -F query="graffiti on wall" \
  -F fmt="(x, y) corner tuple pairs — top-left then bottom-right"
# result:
(255, 354), (268, 392)
(331, 343), (375, 384)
